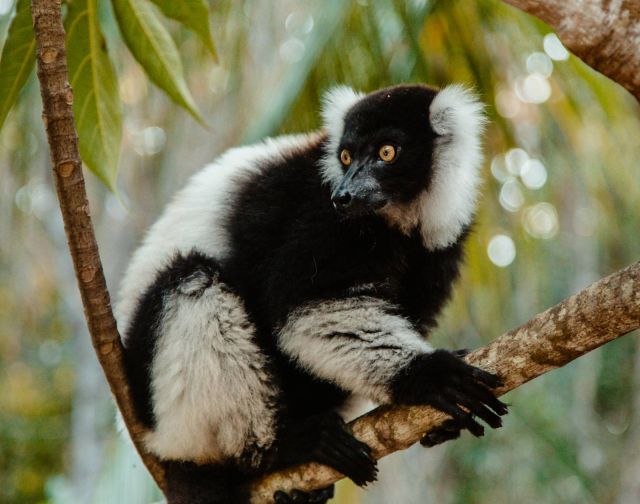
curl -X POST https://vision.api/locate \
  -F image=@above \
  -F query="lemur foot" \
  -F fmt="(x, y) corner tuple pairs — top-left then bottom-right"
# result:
(308, 412), (377, 487)
(391, 349), (508, 439)
(420, 419), (463, 447)
(277, 412), (378, 487)
(274, 485), (334, 503)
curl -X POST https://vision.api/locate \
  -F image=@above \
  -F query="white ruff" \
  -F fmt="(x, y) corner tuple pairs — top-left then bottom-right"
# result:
(319, 86), (365, 188)
(420, 84), (486, 249)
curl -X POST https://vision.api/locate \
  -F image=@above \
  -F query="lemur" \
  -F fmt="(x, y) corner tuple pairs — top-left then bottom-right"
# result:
(116, 83), (507, 503)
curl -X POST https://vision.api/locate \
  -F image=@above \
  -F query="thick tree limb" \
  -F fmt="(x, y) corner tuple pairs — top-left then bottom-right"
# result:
(501, 0), (640, 101)
(31, 0), (167, 493)
(249, 261), (640, 503)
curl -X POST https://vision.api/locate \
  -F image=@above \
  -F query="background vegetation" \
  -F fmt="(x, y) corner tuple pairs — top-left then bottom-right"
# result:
(1, 0), (639, 502)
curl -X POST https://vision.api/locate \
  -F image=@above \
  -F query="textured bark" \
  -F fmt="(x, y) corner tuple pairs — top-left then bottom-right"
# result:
(30, 0), (167, 493)
(501, 0), (640, 101)
(249, 261), (640, 503)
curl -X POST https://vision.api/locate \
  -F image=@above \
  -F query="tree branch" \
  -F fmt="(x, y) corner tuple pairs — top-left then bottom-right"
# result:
(501, 0), (640, 101)
(249, 260), (640, 503)
(31, 0), (167, 493)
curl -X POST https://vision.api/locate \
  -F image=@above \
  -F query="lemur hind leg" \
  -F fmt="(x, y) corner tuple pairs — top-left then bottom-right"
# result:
(274, 486), (335, 504)
(273, 411), (378, 487)
(124, 252), (376, 503)
(123, 250), (280, 471)
(164, 461), (250, 504)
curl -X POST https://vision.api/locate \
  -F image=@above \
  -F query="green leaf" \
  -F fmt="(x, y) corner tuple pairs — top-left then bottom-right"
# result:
(65, 0), (122, 190)
(149, 0), (217, 59)
(111, 0), (204, 123)
(0, 0), (36, 131)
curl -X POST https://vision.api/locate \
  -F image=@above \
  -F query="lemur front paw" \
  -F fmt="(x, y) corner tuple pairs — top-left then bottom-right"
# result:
(277, 412), (378, 487)
(390, 349), (508, 439)
(274, 485), (334, 503)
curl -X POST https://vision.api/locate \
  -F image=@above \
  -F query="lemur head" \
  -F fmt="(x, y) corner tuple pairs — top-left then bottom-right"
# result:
(321, 83), (485, 250)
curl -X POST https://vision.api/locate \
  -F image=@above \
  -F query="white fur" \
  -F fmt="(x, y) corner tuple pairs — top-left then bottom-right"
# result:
(319, 86), (365, 188)
(144, 274), (278, 466)
(338, 394), (377, 423)
(278, 297), (432, 404)
(420, 85), (486, 249)
(115, 133), (321, 337)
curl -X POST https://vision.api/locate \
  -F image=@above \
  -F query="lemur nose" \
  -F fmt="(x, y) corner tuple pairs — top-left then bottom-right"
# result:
(332, 190), (352, 209)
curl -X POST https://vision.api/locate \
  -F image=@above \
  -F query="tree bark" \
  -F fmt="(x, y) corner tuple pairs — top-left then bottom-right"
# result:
(30, 0), (167, 493)
(249, 261), (640, 503)
(501, 0), (640, 101)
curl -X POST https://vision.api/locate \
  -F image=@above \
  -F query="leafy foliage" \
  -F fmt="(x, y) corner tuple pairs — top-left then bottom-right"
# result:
(149, 0), (217, 58)
(65, 0), (122, 190)
(111, 0), (203, 124)
(0, 0), (35, 131)
(0, 0), (213, 188)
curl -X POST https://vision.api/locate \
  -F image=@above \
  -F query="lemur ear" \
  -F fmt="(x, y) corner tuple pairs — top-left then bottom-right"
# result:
(429, 84), (486, 137)
(419, 85), (487, 250)
(320, 86), (365, 188)
(321, 86), (365, 142)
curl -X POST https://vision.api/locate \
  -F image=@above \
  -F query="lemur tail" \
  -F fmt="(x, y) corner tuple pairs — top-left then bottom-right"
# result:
(164, 461), (250, 504)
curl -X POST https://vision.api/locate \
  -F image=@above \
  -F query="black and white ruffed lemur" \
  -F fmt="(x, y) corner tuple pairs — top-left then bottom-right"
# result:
(116, 83), (508, 504)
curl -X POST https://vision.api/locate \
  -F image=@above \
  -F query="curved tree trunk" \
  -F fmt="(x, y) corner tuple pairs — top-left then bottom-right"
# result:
(30, 0), (167, 493)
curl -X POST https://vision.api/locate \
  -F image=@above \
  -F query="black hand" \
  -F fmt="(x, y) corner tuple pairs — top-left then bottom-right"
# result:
(391, 349), (508, 439)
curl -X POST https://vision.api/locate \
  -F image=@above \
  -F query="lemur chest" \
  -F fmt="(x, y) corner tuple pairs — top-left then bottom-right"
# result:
(294, 222), (427, 309)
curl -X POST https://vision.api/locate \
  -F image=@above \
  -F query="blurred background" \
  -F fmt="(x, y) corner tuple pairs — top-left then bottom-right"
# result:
(1, 0), (639, 502)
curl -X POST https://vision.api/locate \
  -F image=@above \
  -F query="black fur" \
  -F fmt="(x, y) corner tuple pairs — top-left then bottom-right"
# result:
(164, 461), (249, 504)
(338, 85), (439, 206)
(222, 135), (466, 419)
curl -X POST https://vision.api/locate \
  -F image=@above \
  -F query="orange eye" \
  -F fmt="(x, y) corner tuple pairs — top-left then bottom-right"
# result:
(340, 149), (352, 166)
(379, 145), (396, 163)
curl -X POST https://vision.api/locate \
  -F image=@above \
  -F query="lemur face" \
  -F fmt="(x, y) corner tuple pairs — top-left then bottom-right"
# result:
(330, 85), (439, 217)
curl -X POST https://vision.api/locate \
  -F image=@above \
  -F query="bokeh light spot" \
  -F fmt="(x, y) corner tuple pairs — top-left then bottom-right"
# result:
(543, 33), (570, 61)
(526, 52), (553, 77)
(487, 234), (516, 267)
(516, 74), (551, 104)
(523, 202), (559, 239)
(520, 159), (548, 189)
(499, 179), (525, 212)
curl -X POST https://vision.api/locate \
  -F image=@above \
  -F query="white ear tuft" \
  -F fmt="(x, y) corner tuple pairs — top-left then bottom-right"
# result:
(319, 86), (365, 188)
(429, 84), (486, 137)
(419, 85), (487, 250)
